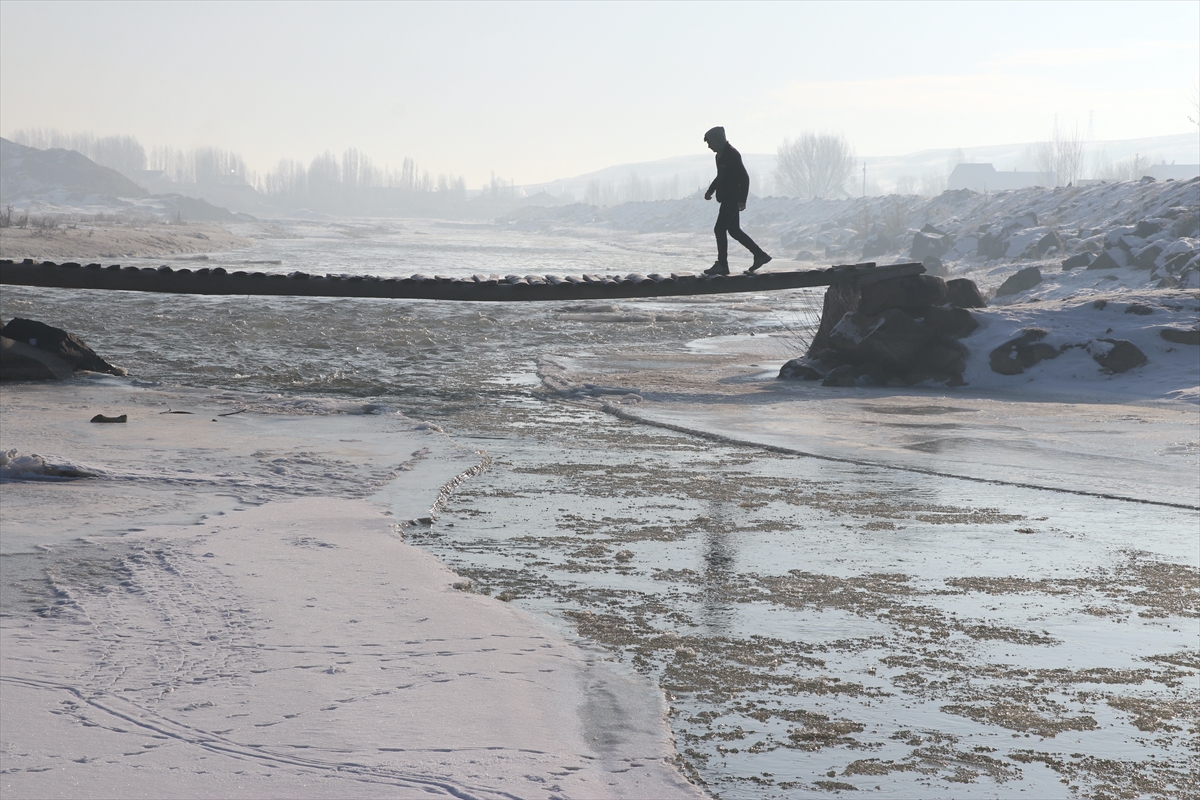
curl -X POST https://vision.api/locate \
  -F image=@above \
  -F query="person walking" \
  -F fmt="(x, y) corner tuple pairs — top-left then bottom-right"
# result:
(702, 126), (771, 276)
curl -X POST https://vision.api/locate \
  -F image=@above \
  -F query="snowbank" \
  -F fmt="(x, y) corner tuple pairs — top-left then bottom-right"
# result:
(0, 381), (702, 799)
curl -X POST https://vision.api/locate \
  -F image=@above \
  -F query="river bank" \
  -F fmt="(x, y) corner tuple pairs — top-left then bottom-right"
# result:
(0, 223), (253, 261)
(0, 379), (703, 799)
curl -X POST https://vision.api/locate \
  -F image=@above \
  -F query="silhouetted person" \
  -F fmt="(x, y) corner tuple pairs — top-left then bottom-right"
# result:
(702, 126), (771, 276)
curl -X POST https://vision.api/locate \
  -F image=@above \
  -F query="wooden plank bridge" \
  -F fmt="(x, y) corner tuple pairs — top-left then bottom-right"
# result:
(0, 258), (923, 301)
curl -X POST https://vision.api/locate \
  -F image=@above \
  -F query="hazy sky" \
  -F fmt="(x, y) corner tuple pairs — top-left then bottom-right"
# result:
(2, 1), (1196, 186)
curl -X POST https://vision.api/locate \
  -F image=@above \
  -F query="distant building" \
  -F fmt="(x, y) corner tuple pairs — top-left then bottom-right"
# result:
(1146, 163), (1200, 181)
(948, 163), (1045, 192)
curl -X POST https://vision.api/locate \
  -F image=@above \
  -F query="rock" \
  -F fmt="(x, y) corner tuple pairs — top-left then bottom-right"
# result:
(828, 309), (935, 373)
(1086, 250), (1124, 270)
(821, 364), (857, 387)
(1134, 244), (1163, 270)
(1004, 212), (1038, 231)
(778, 357), (826, 380)
(90, 414), (128, 423)
(1061, 252), (1094, 270)
(1103, 226), (1137, 248)
(1160, 327), (1200, 346)
(793, 250), (815, 261)
(911, 231), (951, 261)
(1115, 235), (1146, 253)
(994, 266), (1043, 297)
(1, 336), (73, 381)
(944, 278), (987, 308)
(1033, 230), (1065, 258)
(1123, 303), (1153, 316)
(0, 318), (124, 375)
(989, 329), (1059, 375)
(1092, 299), (1108, 310)
(921, 223), (949, 236)
(855, 361), (892, 387)
(807, 284), (863, 355)
(922, 306), (979, 338)
(906, 338), (969, 385)
(1139, 175), (1156, 184)
(1164, 251), (1197, 273)
(921, 255), (946, 277)
(858, 275), (948, 315)
(1089, 339), (1146, 373)
(1134, 220), (1163, 238)
(861, 234), (892, 259)
(976, 231), (1008, 260)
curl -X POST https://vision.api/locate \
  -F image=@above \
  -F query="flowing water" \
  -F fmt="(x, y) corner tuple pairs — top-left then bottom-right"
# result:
(2, 219), (1196, 799)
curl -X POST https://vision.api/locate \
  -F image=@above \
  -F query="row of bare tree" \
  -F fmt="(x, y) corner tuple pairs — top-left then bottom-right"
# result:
(4, 128), (468, 200)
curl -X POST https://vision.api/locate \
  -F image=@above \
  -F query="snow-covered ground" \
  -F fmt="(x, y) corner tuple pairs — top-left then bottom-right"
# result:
(0, 380), (703, 799)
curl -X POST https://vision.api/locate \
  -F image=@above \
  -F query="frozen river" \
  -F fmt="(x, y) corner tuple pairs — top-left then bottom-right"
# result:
(3, 219), (1197, 799)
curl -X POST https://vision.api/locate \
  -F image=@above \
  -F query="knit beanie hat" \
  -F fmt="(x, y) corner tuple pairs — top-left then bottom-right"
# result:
(703, 127), (727, 147)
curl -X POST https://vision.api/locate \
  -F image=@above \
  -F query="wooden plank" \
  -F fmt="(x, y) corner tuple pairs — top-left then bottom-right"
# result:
(0, 259), (924, 301)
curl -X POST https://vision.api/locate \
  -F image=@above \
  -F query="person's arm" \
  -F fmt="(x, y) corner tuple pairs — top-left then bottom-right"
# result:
(733, 150), (750, 209)
(705, 156), (719, 200)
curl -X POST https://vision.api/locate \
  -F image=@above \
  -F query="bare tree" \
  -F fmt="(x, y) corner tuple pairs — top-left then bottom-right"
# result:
(1035, 125), (1085, 187)
(894, 175), (918, 195)
(9, 128), (146, 173)
(1112, 153), (1149, 182)
(918, 170), (947, 197)
(774, 132), (855, 199)
(1189, 78), (1199, 128)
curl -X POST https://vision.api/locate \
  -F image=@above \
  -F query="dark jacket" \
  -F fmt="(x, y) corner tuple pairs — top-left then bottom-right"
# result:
(708, 143), (750, 205)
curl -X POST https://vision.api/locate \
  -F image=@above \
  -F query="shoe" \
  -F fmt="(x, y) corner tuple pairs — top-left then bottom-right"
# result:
(703, 261), (730, 276)
(746, 253), (772, 274)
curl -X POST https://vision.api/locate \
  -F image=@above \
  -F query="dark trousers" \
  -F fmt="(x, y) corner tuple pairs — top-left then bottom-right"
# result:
(714, 202), (765, 263)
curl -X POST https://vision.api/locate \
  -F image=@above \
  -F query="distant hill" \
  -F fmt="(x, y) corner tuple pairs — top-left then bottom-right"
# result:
(0, 137), (148, 203)
(522, 132), (1200, 201)
(0, 138), (241, 222)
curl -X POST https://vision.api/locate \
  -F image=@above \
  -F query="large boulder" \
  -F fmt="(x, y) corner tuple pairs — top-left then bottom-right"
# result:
(1032, 230), (1065, 258)
(1061, 252), (1093, 270)
(1134, 220), (1163, 238)
(989, 329), (1059, 375)
(906, 338), (969, 386)
(922, 306), (979, 338)
(994, 266), (1043, 297)
(1160, 327), (1200, 346)
(827, 309), (935, 374)
(778, 357), (827, 380)
(1004, 212), (1038, 231)
(1, 337), (74, 381)
(1086, 250), (1125, 270)
(921, 255), (947, 277)
(820, 364), (857, 387)
(0, 318), (124, 376)
(977, 231), (1008, 260)
(944, 278), (987, 308)
(1088, 339), (1146, 373)
(858, 275), (948, 315)
(911, 231), (951, 261)
(861, 234), (892, 259)
(1134, 243), (1163, 270)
